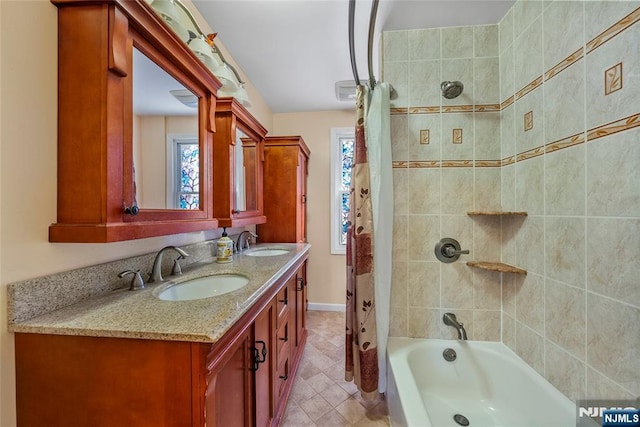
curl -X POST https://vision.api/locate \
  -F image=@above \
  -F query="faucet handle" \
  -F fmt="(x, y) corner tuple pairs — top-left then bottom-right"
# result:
(171, 255), (185, 275)
(118, 269), (145, 291)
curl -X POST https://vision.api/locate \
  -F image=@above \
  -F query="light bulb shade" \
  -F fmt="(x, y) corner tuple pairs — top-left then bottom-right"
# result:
(219, 85), (251, 108)
(188, 36), (221, 68)
(150, 0), (190, 42)
(213, 63), (239, 90)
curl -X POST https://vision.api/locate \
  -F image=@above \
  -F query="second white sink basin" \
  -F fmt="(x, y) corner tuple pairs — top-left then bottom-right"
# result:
(245, 249), (289, 257)
(158, 274), (249, 301)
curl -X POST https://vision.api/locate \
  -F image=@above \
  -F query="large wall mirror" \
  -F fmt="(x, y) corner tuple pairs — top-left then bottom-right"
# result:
(132, 48), (200, 210)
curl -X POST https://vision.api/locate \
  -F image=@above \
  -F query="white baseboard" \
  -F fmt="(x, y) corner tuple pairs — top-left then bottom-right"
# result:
(307, 303), (346, 312)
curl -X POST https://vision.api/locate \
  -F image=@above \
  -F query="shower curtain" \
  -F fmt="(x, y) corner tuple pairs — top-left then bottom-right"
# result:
(345, 82), (393, 399)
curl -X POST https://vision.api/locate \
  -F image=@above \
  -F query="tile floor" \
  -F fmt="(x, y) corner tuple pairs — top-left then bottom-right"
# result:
(280, 310), (390, 426)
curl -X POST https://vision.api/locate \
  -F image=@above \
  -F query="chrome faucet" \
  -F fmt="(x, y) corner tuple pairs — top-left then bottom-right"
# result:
(149, 246), (189, 283)
(443, 312), (468, 340)
(235, 231), (257, 252)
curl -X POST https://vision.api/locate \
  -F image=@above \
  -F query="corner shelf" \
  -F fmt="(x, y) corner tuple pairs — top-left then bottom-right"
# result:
(467, 261), (527, 275)
(467, 211), (528, 216)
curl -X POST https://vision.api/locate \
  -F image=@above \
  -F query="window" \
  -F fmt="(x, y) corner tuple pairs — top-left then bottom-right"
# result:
(166, 134), (199, 210)
(331, 128), (354, 254)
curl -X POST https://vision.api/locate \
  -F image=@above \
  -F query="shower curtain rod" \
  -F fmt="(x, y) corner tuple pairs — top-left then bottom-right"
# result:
(348, 0), (380, 90)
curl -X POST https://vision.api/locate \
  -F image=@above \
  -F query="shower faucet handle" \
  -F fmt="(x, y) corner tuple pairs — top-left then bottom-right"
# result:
(435, 238), (469, 263)
(444, 246), (470, 257)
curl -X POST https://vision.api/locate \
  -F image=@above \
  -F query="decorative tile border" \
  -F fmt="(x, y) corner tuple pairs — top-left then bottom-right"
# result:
(392, 159), (501, 169)
(409, 106), (440, 114)
(501, 156), (516, 166)
(546, 132), (585, 154)
(442, 160), (473, 168)
(515, 145), (545, 162)
(501, 96), (515, 110)
(442, 105), (474, 113)
(587, 113), (640, 142)
(586, 7), (640, 54)
(475, 160), (502, 168)
(544, 48), (584, 82)
(475, 104), (501, 112)
(391, 104), (502, 115)
(515, 76), (543, 101)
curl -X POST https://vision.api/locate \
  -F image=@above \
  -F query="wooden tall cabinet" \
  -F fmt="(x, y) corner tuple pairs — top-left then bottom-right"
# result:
(258, 136), (310, 243)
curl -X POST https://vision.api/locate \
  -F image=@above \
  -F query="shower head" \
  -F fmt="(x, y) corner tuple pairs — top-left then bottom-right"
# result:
(441, 81), (464, 99)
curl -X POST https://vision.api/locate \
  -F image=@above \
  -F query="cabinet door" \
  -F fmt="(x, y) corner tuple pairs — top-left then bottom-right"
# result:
(205, 329), (253, 427)
(294, 262), (308, 350)
(253, 302), (275, 427)
(297, 150), (308, 243)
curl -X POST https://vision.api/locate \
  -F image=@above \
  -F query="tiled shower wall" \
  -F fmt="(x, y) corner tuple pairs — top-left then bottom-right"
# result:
(384, 0), (639, 402)
(384, 24), (505, 342)
(499, 1), (639, 401)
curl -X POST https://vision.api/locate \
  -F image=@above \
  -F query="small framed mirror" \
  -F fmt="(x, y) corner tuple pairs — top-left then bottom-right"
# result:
(212, 98), (267, 227)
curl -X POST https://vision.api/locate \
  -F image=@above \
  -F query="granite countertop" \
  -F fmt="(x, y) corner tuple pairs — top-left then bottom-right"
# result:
(9, 243), (310, 343)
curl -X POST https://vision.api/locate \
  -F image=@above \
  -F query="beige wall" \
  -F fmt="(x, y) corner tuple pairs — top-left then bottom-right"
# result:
(273, 111), (354, 306)
(0, 2), (272, 425)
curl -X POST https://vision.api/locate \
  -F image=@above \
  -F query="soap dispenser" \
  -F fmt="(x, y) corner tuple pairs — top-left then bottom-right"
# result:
(216, 228), (234, 263)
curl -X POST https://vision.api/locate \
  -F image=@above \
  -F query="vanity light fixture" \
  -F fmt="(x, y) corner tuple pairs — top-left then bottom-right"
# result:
(149, 0), (250, 107)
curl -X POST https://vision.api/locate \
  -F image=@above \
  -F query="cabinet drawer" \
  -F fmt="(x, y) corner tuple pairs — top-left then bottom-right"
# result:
(275, 355), (290, 402)
(276, 319), (290, 362)
(276, 285), (290, 328)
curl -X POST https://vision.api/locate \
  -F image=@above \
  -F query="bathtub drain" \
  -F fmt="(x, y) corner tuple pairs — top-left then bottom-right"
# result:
(443, 348), (457, 362)
(453, 414), (470, 426)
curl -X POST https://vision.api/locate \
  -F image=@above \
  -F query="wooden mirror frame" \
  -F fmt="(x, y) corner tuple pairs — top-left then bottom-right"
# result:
(212, 98), (267, 227)
(49, 0), (222, 242)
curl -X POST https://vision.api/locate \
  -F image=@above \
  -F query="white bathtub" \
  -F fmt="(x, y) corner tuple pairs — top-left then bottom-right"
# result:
(386, 338), (577, 427)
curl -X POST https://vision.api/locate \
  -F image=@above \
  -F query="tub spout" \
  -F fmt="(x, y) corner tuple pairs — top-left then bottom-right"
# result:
(443, 312), (468, 340)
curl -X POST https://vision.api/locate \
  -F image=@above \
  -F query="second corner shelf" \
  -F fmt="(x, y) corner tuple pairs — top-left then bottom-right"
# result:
(467, 261), (527, 275)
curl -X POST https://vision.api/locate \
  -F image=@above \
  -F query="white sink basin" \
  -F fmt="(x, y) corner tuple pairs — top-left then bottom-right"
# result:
(245, 249), (289, 257)
(157, 274), (249, 301)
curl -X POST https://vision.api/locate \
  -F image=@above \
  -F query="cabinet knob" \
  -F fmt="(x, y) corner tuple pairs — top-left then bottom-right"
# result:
(124, 204), (139, 216)
(279, 374), (288, 381)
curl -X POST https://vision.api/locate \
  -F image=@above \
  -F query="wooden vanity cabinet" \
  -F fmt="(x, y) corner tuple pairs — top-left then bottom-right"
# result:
(48, 0), (221, 242)
(15, 256), (308, 427)
(258, 136), (310, 243)
(212, 98), (268, 227)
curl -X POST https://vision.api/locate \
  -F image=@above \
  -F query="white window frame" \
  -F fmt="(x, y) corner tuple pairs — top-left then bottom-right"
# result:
(330, 127), (355, 255)
(166, 133), (198, 209)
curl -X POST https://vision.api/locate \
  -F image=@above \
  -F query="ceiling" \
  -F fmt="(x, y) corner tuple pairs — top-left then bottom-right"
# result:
(191, 0), (515, 113)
